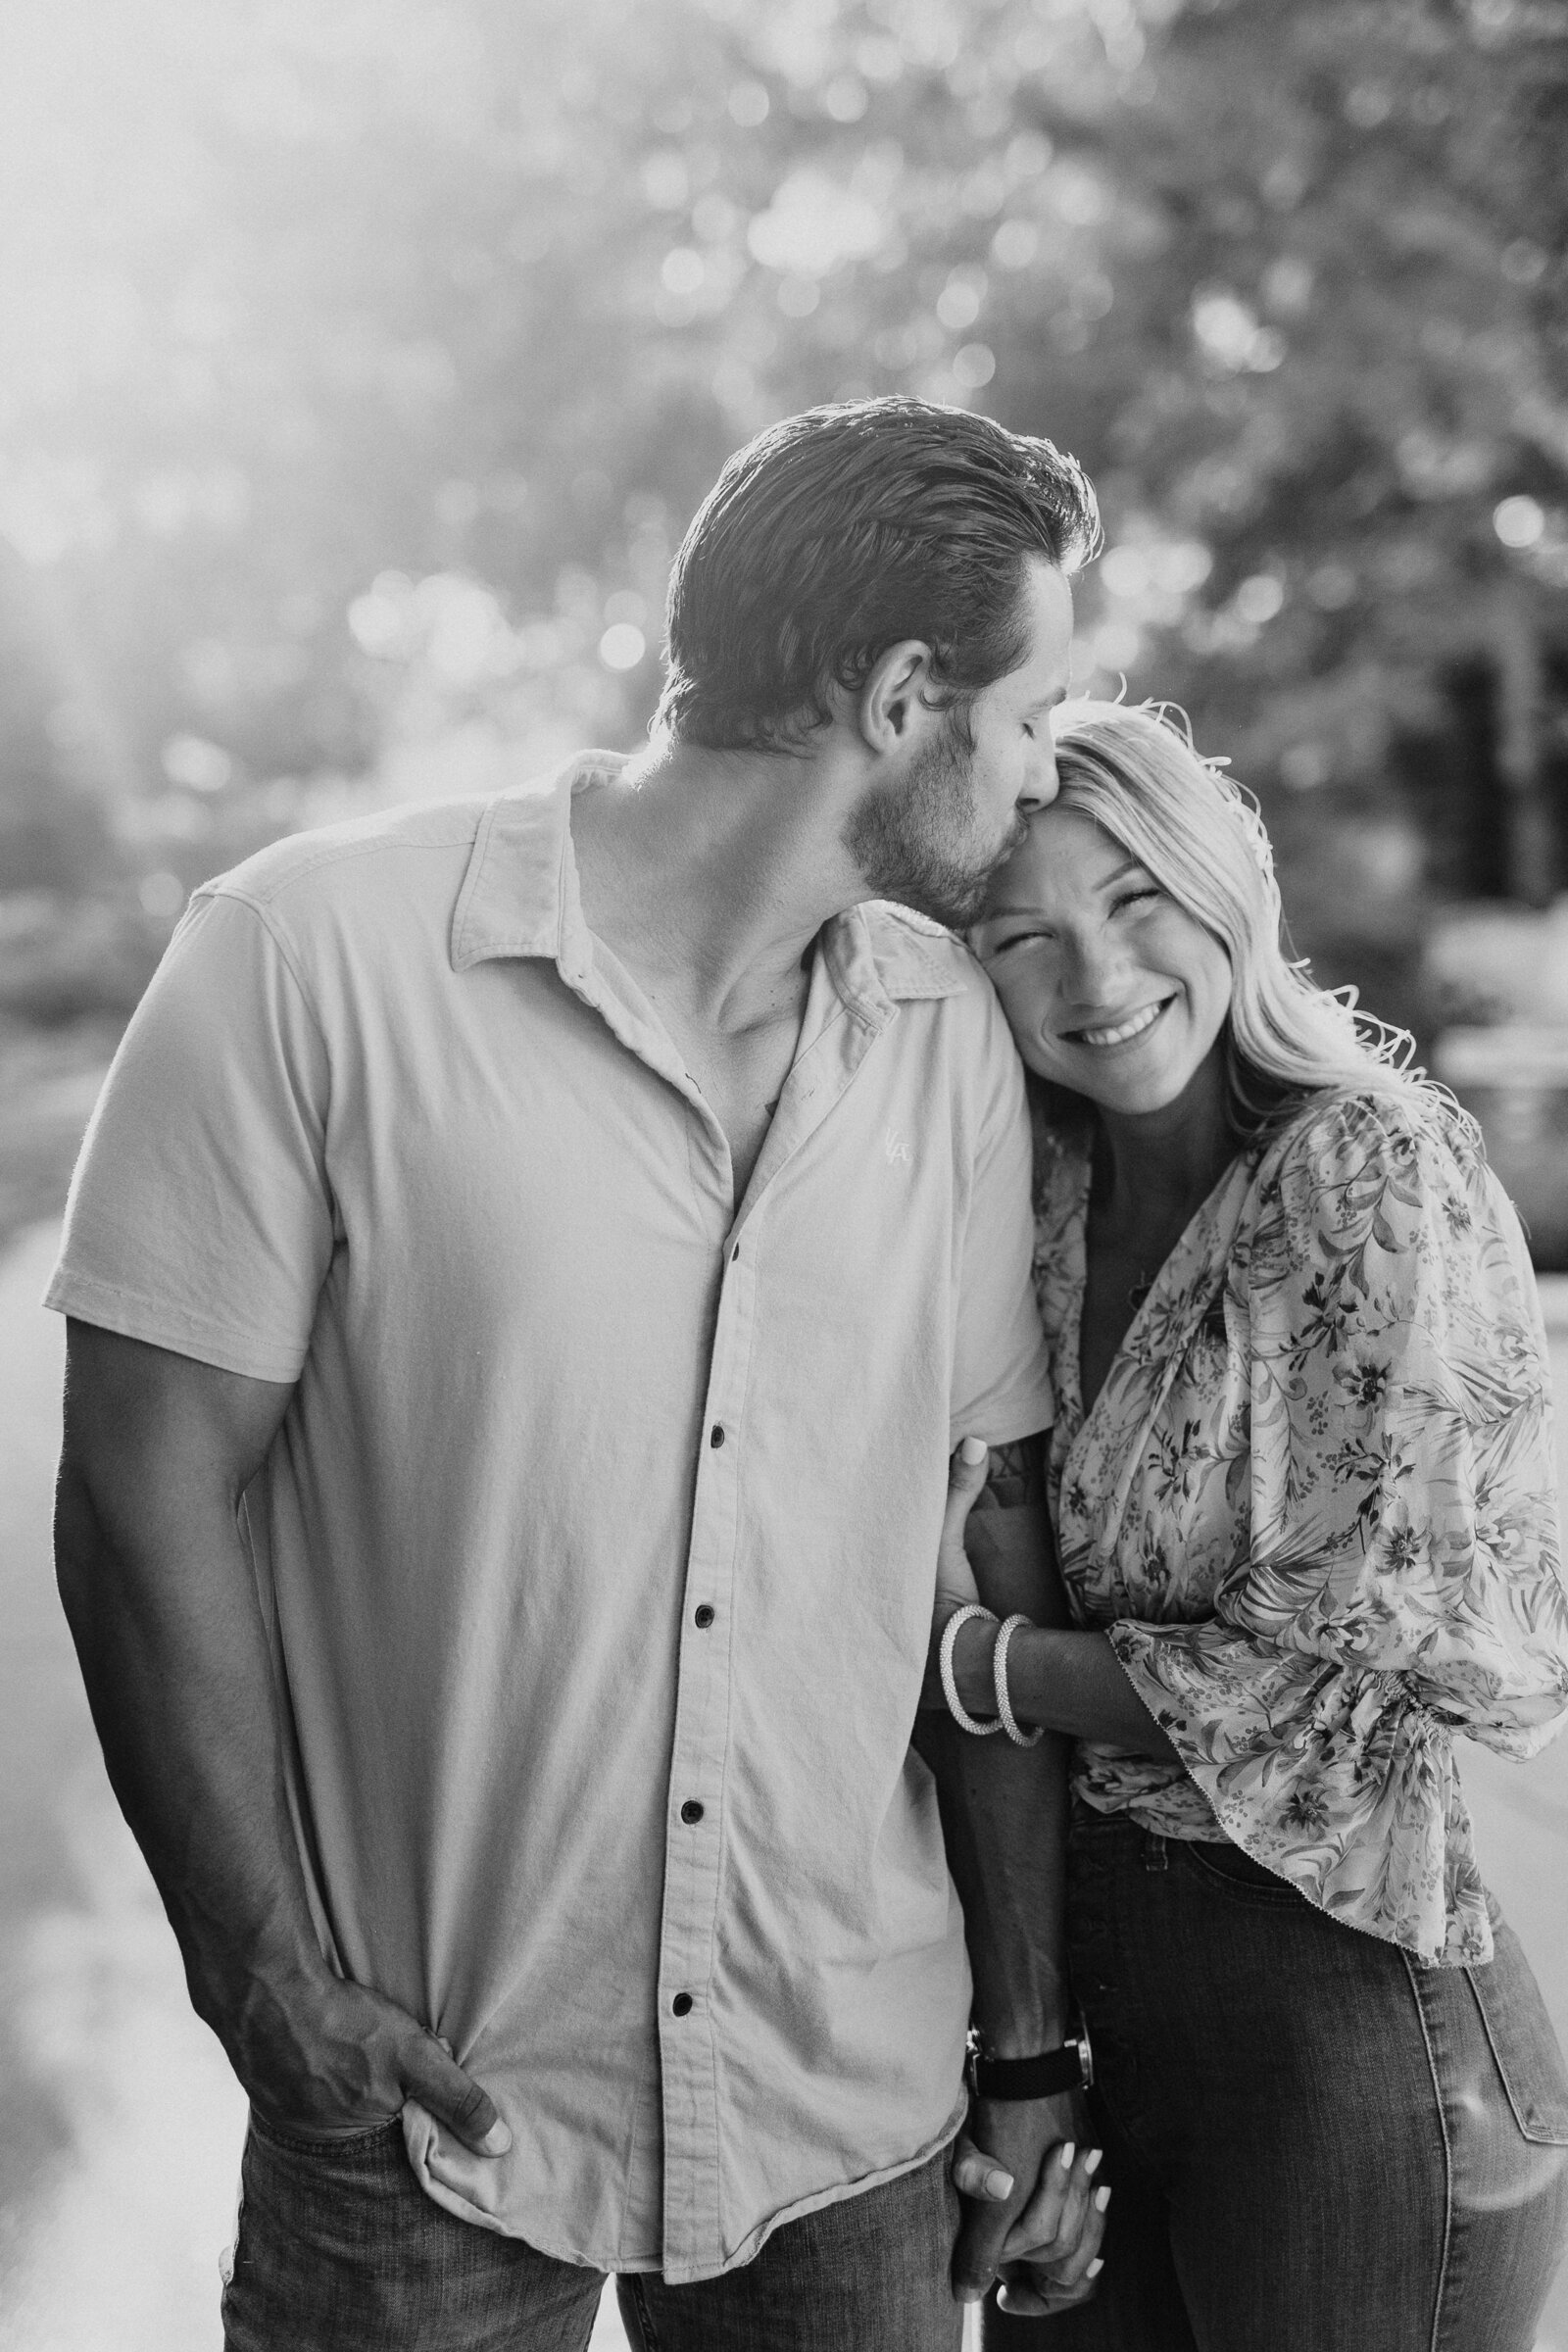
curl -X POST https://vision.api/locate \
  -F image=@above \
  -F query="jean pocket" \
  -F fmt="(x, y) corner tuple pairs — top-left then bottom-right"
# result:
(1179, 1838), (1303, 1905)
(1466, 1922), (1568, 2146)
(250, 2109), (403, 2162)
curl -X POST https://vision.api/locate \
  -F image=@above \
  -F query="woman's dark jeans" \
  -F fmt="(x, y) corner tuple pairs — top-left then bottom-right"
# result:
(989, 1809), (1568, 2352)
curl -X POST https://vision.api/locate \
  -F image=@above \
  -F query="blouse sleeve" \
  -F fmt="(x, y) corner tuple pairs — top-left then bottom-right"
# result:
(1105, 1091), (1568, 1963)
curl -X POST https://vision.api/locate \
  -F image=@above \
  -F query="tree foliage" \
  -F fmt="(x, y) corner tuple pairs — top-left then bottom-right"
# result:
(1, 0), (1564, 1028)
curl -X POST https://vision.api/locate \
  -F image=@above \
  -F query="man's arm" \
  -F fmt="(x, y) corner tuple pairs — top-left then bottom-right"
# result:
(55, 1318), (509, 2153)
(911, 1432), (1101, 2307)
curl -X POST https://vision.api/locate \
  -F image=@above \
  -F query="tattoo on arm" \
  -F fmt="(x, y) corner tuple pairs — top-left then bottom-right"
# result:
(970, 1431), (1048, 1514)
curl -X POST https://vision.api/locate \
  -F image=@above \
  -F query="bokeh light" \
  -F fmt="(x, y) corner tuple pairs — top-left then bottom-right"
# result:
(1494, 496), (1546, 550)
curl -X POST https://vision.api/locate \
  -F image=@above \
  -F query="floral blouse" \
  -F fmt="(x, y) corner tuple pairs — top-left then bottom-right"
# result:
(1035, 1086), (1568, 1965)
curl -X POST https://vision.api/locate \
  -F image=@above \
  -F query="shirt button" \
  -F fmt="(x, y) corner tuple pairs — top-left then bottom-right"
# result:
(710, 1424), (725, 1447)
(671, 1992), (694, 2018)
(694, 1604), (715, 1629)
(680, 1799), (704, 1825)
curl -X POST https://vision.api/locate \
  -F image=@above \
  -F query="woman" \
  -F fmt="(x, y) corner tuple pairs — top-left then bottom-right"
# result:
(937, 700), (1568, 2348)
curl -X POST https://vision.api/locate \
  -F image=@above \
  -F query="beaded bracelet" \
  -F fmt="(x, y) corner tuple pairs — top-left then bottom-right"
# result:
(939, 1603), (1003, 1736)
(993, 1614), (1044, 1747)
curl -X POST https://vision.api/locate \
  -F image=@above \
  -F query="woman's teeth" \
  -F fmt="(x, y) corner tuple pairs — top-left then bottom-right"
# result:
(1074, 1001), (1165, 1048)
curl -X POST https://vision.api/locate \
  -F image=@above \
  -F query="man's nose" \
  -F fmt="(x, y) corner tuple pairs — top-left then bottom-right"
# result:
(1016, 740), (1059, 811)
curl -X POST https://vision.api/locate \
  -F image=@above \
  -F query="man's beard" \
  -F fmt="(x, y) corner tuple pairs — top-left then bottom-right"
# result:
(842, 719), (1024, 929)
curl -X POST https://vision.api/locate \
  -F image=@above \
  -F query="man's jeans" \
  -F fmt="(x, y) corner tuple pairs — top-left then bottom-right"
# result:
(220, 2122), (963, 2351)
(989, 1809), (1568, 2352)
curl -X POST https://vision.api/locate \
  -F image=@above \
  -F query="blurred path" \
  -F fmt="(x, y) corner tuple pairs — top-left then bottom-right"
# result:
(1, 1224), (1565, 2347)
(0, 1223), (248, 2351)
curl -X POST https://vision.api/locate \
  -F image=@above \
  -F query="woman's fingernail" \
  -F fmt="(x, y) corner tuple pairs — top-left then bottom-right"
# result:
(986, 2167), (1014, 2199)
(1087, 2258), (1104, 2278)
(1085, 2147), (1103, 2176)
(960, 1435), (988, 1465)
(1095, 2184), (1111, 2212)
(1058, 2140), (1076, 2170)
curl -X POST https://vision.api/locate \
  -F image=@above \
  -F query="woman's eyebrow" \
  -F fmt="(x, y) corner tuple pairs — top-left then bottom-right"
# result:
(981, 858), (1152, 920)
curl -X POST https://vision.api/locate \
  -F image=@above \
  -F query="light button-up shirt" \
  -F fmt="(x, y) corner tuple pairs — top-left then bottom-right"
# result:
(48, 753), (1053, 2279)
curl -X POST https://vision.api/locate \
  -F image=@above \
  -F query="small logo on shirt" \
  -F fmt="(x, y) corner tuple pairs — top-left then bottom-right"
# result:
(884, 1126), (912, 1167)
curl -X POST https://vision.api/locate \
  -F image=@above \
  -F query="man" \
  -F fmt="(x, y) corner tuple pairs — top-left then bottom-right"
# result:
(51, 397), (1099, 2348)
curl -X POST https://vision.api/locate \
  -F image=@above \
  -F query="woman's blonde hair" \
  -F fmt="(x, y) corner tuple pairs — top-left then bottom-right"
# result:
(1046, 698), (1433, 1145)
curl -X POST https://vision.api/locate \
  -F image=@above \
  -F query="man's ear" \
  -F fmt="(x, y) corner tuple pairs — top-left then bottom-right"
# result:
(858, 638), (940, 755)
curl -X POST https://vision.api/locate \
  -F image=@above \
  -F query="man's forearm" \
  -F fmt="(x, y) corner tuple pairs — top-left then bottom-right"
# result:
(55, 1456), (328, 2056)
(915, 1707), (1071, 2049)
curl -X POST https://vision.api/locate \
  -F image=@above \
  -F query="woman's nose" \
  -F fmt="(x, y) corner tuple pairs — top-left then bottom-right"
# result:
(1057, 924), (1125, 1004)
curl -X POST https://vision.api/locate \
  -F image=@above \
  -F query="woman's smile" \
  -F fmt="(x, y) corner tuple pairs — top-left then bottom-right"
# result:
(1059, 995), (1177, 1051)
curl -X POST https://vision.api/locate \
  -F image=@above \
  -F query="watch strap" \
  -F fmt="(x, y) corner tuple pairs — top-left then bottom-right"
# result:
(968, 2031), (1092, 2101)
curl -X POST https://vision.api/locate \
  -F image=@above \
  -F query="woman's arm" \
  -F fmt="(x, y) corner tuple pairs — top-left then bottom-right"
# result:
(947, 1613), (1181, 1756)
(930, 1434), (1178, 1756)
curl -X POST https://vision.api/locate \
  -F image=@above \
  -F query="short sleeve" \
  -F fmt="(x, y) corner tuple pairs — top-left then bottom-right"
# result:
(46, 888), (334, 1383)
(949, 989), (1054, 1449)
(1104, 1092), (1568, 1963)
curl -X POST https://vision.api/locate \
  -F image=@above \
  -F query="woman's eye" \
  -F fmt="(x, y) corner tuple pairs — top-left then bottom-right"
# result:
(985, 929), (1048, 959)
(1112, 887), (1162, 915)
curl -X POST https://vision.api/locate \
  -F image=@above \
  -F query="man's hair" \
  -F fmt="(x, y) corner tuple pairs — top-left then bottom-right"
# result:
(656, 397), (1100, 755)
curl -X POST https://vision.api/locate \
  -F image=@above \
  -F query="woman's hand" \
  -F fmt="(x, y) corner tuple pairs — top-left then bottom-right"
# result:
(936, 1435), (989, 1621)
(953, 2127), (1108, 2315)
(993, 2137), (1109, 2313)
(923, 1437), (991, 1711)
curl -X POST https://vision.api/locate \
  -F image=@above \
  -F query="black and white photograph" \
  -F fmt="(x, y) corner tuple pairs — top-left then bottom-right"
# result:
(2, 1), (1567, 2345)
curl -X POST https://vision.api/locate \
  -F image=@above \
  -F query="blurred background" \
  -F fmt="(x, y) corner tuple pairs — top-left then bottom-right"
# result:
(2, 0), (1567, 2343)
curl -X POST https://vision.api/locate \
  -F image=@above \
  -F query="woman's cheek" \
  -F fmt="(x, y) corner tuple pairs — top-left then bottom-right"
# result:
(991, 966), (1033, 1043)
(996, 969), (1055, 1069)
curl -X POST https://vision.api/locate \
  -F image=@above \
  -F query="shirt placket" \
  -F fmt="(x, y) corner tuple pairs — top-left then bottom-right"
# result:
(655, 952), (896, 2282)
(654, 1202), (755, 2276)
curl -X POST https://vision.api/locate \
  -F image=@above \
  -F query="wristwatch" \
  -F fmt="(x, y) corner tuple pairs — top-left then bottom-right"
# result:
(966, 2021), (1094, 2102)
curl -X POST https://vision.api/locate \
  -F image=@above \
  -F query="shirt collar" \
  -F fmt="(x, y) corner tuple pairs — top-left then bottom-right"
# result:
(821, 903), (968, 1022)
(451, 750), (968, 1010)
(450, 752), (613, 979)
